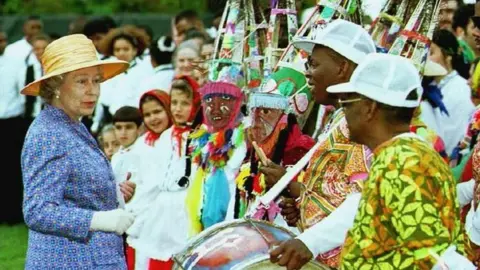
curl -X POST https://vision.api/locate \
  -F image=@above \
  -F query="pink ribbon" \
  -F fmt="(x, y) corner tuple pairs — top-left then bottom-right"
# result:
(252, 201), (281, 221)
(271, 8), (297, 15)
(226, 22), (236, 34)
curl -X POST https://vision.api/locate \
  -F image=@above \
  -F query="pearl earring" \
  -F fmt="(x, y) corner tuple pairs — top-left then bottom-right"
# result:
(55, 93), (60, 99)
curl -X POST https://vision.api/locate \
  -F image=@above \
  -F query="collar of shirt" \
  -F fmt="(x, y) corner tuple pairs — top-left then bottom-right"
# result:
(124, 59), (138, 74)
(154, 64), (174, 73)
(438, 70), (458, 89)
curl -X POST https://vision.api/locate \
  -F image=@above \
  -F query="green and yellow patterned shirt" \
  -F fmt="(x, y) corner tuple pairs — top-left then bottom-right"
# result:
(340, 134), (464, 270)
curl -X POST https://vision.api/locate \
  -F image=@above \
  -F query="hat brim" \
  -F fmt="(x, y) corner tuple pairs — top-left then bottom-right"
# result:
(21, 59), (129, 96)
(292, 39), (316, 54)
(424, 59), (447, 77)
(326, 82), (356, 94)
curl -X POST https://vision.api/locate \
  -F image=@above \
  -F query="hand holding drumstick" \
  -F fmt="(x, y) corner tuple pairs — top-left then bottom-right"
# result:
(253, 141), (287, 188)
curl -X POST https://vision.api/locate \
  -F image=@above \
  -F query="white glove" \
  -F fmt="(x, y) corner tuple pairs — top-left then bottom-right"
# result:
(90, 209), (135, 235)
(431, 246), (476, 270)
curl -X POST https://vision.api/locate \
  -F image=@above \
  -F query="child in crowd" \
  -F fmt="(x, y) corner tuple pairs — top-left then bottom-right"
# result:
(97, 124), (120, 161)
(126, 77), (200, 270)
(111, 106), (143, 206)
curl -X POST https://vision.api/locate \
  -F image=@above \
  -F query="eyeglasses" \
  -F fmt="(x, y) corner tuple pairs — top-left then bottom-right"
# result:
(472, 16), (480, 29)
(338, 97), (363, 107)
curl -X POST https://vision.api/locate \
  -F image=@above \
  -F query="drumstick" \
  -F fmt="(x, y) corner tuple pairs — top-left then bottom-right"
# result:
(246, 118), (344, 218)
(252, 141), (269, 165)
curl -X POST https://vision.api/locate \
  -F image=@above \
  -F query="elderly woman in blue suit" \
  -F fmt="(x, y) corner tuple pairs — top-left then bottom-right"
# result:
(21, 34), (135, 269)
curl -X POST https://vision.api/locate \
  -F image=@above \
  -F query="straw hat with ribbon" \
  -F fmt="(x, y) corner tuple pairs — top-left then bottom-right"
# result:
(21, 34), (129, 96)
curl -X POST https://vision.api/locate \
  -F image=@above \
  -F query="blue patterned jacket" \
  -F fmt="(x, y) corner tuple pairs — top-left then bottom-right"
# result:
(21, 105), (126, 269)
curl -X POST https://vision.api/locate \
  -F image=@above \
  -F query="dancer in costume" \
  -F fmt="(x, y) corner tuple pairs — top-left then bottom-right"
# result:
(332, 53), (472, 270)
(126, 76), (201, 270)
(266, 19), (376, 269)
(232, 63), (315, 221)
(461, 136), (480, 267)
(186, 63), (247, 235)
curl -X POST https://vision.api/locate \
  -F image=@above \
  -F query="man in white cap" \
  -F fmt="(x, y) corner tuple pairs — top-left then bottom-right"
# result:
(263, 19), (376, 269)
(329, 53), (473, 269)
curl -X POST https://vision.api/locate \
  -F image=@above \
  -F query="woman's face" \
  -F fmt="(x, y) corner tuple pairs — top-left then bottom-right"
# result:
(55, 66), (102, 120)
(429, 43), (451, 72)
(142, 99), (169, 134)
(170, 89), (193, 125)
(175, 47), (199, 77)
(102, 130), (120, 160)
(113, 38), (137, 63)
(203, 94), (237, 131)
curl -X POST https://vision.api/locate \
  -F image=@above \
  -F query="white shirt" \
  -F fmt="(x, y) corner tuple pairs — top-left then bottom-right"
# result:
(4, 38), (32, 61)
(420, 71), (475, 155)
(100, 57), (154, 115)
(127, 127), (190, 261)
(111, 143), (140, 208)
(136, 64), (174, 103)
(0, 55), (25, 119)
(14, 52), (43, 118)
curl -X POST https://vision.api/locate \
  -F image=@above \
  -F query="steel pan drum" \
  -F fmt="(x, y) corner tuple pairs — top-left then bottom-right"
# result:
(173, 219), (330, 270)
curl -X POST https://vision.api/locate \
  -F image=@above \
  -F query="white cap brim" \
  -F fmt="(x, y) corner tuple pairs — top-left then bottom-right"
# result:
(326, 82), (356, 94)
(292, 39), (316, 54)
(326, 82), (421, 108)
(293, 38), (367, 64)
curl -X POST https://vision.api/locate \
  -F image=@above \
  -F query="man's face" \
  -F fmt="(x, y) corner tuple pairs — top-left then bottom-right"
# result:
(463, 20), (478, 53)
(24, 19), (43, 41)
(473, 2), (480, 49)
(174, 19), (195, 45)
(0, 32), (7, 55)
(305, 46), (346, 105)
(439, 0), (458, 30)
(90, 33), (107, 52)
(338, 93), (369, 145)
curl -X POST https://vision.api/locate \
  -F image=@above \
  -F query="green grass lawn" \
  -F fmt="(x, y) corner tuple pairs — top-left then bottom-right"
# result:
(0, 224), (28, 270)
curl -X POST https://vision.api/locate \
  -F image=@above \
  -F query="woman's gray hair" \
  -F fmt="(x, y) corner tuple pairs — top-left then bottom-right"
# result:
(173, 39), (201, 67)
(39, 75), (65, 103)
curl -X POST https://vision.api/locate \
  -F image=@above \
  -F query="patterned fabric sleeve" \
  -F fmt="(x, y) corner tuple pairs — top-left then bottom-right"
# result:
(22, 132), (94, 241)
(341, 138), (461, 269)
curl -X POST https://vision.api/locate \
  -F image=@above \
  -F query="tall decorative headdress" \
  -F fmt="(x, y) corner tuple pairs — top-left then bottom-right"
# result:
(372, 0), (442, 75)
(248, 59), (310, 124)
(268, 0), (364, 128)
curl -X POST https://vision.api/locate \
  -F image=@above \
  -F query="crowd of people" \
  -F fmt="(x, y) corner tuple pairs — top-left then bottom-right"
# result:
(3, 0), (480, 269)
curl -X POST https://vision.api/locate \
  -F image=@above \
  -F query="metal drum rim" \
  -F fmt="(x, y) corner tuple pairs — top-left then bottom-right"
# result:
(173, 218), (297, 269)
(230, 254), (331, 270)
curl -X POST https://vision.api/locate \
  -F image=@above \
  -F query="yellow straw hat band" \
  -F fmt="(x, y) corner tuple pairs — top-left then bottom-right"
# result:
(21, 34), (129, 96)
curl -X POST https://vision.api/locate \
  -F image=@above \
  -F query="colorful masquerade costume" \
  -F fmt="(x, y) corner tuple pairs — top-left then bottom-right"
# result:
(297, 109), (372, 268)
(186, 64), (248, 236)
(464, 142), (480, 266)
(269, 2), (370, 266)
(410, 110), (448, 163)
(234, 64), (315, 221)
(341, 134), (465, 269)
